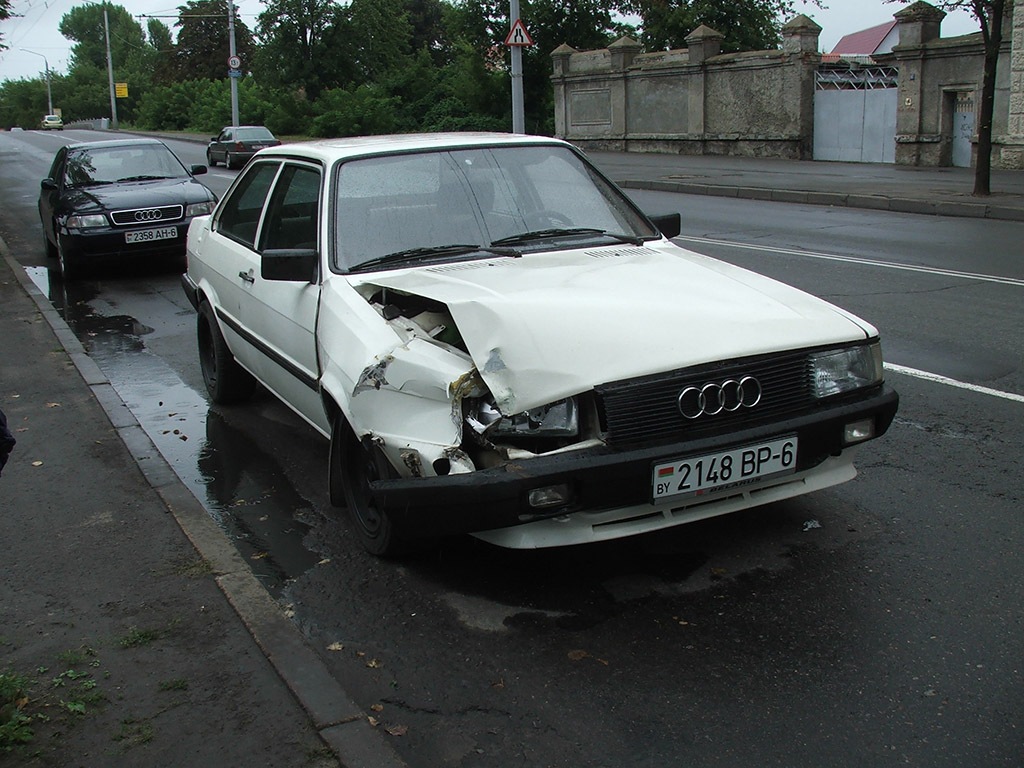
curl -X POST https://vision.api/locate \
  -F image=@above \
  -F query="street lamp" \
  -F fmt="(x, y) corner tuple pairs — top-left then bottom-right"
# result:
(20, 49), (54, 115)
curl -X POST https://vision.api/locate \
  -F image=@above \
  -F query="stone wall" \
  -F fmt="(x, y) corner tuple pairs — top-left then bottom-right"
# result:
(886, 0), (1018, 168)
(552, 1), (1023, 169)
(551, 17), (823, 159)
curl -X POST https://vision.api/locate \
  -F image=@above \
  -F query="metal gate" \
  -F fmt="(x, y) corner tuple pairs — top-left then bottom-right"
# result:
(814, 66), (898, 163)
(952, 92), (976, 168)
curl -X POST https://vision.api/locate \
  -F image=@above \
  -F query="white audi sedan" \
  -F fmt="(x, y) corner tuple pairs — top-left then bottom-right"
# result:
(182, 133), (898, 556)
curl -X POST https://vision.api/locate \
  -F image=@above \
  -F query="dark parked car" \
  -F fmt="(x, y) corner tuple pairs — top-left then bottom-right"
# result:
(206, 125), (281, 170)
(38, 138), (217, 279)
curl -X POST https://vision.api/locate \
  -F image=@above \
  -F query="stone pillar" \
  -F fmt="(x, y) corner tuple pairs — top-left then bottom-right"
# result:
(780, 14), (822, 54)
(607, 37), (641, 139)
(892, 1), (947, 165)
(684, 26), (724, 139)
(781, 15), (822, 159)
(550, 43), (577, 138)
(1002, 0), (1024, 168)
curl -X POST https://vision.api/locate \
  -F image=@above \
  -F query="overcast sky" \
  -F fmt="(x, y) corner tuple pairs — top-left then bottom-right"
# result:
(0, 0), (982, 84)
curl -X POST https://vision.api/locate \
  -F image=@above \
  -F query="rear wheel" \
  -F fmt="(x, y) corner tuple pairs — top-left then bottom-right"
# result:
(329, 413), (413, 557)
(197, 301), (256, 404)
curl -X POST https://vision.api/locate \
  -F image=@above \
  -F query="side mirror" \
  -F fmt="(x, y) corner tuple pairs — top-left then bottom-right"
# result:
(262, 248), (318, 283)
(190, 164), (208, 176)
(211, 136), (219, 142)
(40, 178), (58, 191)
(649, 213), (681, 239)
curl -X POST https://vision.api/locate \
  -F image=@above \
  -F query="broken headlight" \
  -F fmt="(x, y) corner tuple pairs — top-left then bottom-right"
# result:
(467, 397), (579, 438)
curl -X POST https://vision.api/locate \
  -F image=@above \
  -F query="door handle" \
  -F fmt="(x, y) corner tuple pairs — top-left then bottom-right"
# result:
(238, 270), (255, 284)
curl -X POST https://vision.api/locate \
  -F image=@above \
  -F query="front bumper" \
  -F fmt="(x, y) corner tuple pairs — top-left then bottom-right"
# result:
(60, 222), (192, 264)
(373, 385), (899, 540)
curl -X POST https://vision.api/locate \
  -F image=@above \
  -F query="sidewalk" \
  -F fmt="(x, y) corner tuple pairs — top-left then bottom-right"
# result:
(588, 151), (1024, 222)
(0, 244), (404, 767)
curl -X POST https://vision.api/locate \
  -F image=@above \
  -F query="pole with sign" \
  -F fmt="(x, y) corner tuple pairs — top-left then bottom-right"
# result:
(505, 1), (534, 134)
(228, 4), (240, 127)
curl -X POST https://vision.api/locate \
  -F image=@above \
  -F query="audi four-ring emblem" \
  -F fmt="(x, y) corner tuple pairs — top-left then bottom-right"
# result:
(134, 209), (163, 222)
(677, 376), (762, 419)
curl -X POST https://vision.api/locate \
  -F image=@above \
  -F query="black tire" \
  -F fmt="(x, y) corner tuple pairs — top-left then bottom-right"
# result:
(207, 150), (218, 167)
(56, 238), (79, 281)
(197, 301), (257, 404)
(329, 413), (412, 557)
(42, 228), (58, 259)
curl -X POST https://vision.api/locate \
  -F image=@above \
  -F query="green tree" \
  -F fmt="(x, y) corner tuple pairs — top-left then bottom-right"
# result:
(0, 0), (14, 50)
(254, 0), (352, 100)
(146, 18), (177, 84)
(620, 0), (819, 52)
(172, 0), (255, 81)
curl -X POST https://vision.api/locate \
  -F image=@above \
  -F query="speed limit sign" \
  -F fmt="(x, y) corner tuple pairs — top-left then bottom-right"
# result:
(228, 55), (242, 69)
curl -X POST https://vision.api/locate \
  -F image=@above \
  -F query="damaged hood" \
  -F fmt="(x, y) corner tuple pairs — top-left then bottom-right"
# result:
(361, 243), (876, 413)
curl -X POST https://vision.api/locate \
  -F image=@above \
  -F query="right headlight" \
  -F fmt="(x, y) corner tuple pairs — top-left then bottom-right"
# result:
(467, 396), (579, 438)
(810, 342), (883, 398)
(66, 214), (108, 229)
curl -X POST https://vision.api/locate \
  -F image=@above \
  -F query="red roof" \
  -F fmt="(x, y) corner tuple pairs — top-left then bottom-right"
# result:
(830, 20), (897, 55)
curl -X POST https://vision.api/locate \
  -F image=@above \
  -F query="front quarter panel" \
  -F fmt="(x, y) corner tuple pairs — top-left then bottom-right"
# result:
(316, 275), (475, 476)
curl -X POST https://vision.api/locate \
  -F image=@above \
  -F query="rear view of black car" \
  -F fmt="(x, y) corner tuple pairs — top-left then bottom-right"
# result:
(38, 138), (217, 280)
(206, 125), (281, 170)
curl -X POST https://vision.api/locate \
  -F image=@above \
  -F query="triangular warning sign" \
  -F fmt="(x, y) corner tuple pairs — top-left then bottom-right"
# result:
(505, 18), (534, 47)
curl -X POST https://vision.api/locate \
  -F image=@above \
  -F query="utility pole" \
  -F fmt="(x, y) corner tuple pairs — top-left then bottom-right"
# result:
(20, 49), (53, 114)
(104, 6), (119, 130)
(509, 0), (525, 134)
(228, 2), (239, 127)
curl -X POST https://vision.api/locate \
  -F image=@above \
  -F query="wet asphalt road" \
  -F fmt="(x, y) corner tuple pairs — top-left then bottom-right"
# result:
(2, 130), (1022, 767)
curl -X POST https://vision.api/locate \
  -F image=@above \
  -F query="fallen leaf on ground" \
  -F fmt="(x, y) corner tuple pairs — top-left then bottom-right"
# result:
(370, 703), (384, 712)
(386, 725), (408, 737)
(368, 716), (379, 727)
(327, 642), (344, 652)
(32, 460), (43, 467)
(46, 402), (61, 408)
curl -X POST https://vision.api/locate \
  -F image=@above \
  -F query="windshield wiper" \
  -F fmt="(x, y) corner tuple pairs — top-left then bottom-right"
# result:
(350, 243), (520, 272)
(116, 175), (173, 182)
(490, 228), (644, 247)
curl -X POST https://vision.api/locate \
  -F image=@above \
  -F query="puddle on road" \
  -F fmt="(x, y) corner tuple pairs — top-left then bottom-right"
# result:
(26, 266), (321, 596)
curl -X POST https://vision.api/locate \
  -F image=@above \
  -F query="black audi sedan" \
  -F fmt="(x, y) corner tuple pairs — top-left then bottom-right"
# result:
(38, 138), (217, 279)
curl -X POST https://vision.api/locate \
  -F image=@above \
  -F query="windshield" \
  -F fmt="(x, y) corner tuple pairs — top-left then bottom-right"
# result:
(332, 145), (658, 271)
(63, 143), (190, 187)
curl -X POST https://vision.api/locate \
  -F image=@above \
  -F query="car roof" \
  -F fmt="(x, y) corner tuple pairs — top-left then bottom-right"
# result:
(65, 137), (167, 151)
(253, 132), (573, 164)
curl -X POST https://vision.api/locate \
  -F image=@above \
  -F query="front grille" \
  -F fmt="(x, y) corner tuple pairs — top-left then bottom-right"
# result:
(596, 348), (821, 448)
(110, 205), (184, 226)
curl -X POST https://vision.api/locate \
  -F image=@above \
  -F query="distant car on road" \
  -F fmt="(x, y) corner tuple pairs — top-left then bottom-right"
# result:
(182, 133), (898, 556)
(40, 114), (63, 130)
(38, 137), (216, 279)
(206, 125), (281, 170)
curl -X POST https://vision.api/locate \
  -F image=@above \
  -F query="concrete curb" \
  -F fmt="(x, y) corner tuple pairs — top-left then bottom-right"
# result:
(1, 245), (407, 768)
(617, 179), (1024, 222)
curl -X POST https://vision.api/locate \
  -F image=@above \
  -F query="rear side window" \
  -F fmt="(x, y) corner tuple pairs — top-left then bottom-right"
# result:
(258, 164), (321, 251)
(216, 162), (279, 248)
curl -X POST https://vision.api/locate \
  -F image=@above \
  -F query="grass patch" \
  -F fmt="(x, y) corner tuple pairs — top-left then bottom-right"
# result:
(0, 671), (34, 753)
(119, 627), (161, 649)
(158, 678), (188, 692)
(171, 556), (214, 579)
(114, 718), (154, 747)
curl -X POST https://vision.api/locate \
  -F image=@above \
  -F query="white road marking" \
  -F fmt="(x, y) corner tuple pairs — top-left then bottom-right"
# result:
(884, 364), (1024, 403)
(676, 235), (1024, 288)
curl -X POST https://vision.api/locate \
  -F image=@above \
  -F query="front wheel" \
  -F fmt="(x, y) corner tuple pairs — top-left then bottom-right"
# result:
(197, 301), (256, 404)
(225, 152), (235, 170)
(329, 414), (414, 557)
(56, 238), (79, 281)
(207, 150), (218, 167)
